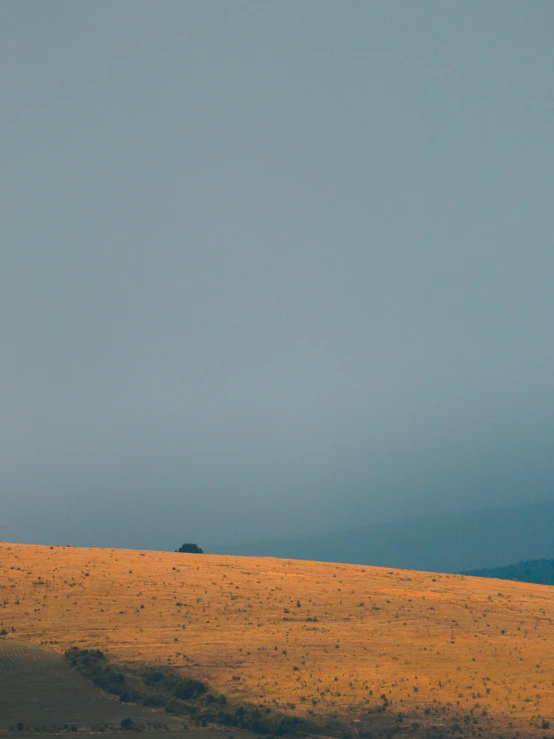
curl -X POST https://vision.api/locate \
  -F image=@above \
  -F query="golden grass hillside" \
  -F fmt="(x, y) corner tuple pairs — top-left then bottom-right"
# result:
(2, 542), (554, 737)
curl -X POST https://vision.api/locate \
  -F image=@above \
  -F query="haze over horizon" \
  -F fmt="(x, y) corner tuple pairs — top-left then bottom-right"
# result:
(2, 2), (553, 553)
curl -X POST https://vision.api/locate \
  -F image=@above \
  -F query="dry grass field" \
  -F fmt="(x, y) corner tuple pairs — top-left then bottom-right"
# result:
(2, 542), (554, 738)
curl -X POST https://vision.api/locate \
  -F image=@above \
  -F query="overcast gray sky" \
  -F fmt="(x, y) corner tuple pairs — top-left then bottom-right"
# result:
(1, 2), (553, 551)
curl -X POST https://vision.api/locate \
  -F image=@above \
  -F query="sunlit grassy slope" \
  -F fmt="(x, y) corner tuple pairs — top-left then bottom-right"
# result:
(1, 542), (554, 737)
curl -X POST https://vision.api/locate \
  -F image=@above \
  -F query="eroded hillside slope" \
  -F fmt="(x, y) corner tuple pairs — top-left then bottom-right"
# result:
(1, 542), (554, 737)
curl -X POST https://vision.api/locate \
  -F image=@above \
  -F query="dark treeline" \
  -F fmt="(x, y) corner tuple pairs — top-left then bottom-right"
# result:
(463, 558), (554, 585)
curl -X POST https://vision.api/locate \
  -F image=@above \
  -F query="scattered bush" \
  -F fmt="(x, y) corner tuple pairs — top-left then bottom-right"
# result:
(173, 677), (207, 700)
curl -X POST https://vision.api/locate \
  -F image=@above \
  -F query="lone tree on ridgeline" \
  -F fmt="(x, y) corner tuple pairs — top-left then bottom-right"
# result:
(176, 543), (204, 554)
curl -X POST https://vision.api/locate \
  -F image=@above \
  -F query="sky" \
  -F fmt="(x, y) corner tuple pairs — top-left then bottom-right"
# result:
(1, 2), (553, 551)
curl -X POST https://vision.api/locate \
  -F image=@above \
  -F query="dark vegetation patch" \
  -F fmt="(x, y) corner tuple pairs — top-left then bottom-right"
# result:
(175, 543), (204, 554)
(462, 558), (554, 585)
(65, 648), (206, 709)
(66, 648), (309, 736)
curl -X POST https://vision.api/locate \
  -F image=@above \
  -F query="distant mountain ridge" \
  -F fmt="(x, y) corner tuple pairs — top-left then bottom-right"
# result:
(223, 500), (554, 574)
(462, 558), (554, 585)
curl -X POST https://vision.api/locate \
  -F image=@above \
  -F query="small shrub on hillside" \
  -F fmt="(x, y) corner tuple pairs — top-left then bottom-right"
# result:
(173, 678), (207, 700)
(142, 694), (166, 708)
(142, 668), (165, 685)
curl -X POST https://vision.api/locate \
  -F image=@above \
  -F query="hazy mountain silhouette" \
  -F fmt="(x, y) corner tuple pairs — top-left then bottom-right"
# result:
(463, 558), (554, 585)
(224, 501), (554, 573)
